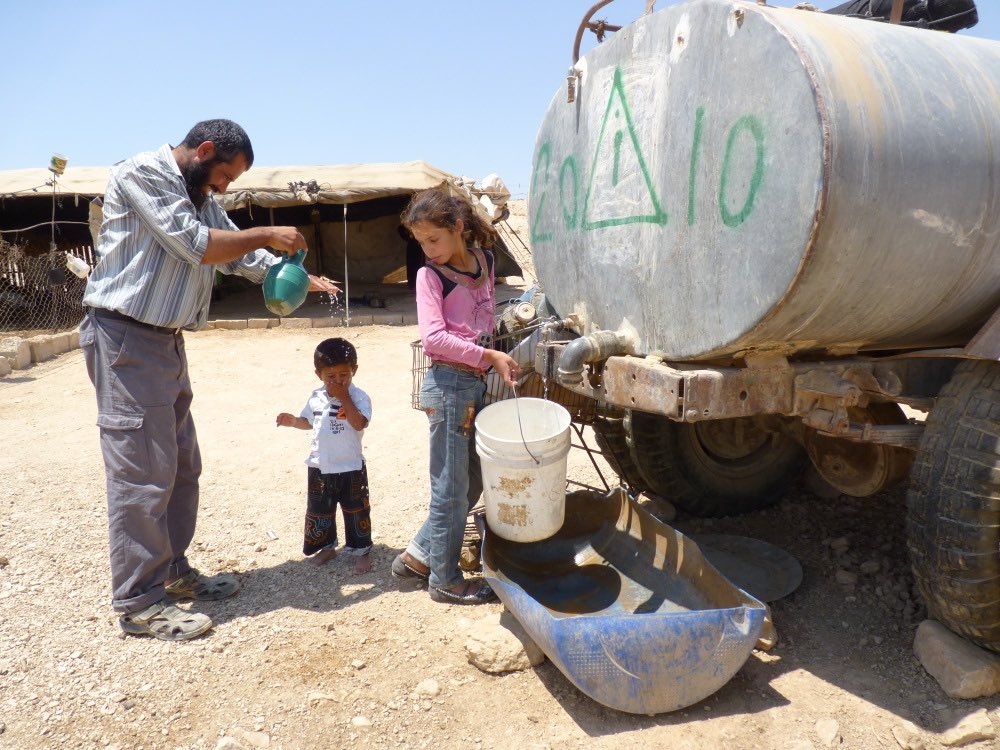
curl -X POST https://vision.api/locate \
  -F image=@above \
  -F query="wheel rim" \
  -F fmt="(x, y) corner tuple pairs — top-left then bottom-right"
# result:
(691, 419), (771, 462)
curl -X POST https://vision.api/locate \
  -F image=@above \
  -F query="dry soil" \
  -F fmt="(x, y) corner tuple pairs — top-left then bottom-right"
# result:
(1, 322), (998, 750)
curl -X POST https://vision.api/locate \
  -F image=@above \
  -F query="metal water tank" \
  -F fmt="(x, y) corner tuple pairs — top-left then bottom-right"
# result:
(529, 0), (1000, 359)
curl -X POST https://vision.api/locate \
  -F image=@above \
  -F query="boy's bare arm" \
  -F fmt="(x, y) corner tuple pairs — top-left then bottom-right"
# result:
(276, 413), (311, 429)
(335, 394), (369, 431)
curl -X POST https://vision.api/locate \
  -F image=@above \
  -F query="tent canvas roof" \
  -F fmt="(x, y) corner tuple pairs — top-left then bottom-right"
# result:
(0, 160), (460, 208)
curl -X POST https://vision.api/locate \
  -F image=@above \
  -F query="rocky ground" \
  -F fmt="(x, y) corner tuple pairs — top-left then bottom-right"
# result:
(1, 321), (998, 750)
(1, 201), (998, 749)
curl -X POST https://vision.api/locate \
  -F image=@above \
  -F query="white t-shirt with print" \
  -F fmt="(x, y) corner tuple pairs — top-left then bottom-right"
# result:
(299, 383), (372, 474)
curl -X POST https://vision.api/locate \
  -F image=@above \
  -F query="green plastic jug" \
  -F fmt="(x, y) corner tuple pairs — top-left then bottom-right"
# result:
(263, 250), (309, 317)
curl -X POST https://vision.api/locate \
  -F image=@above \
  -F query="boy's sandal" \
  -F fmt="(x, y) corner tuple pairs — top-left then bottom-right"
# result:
(164, 568), (240, 601)
(391, 553), (430, 583)
(429, 579), (497, 605)
(119, 600), (213, 641)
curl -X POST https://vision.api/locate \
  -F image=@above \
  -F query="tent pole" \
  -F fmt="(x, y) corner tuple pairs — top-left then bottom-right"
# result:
(343, 203), (350, 327)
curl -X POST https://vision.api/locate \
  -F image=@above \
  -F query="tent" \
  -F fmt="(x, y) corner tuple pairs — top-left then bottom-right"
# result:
(0, 160), (523, 285)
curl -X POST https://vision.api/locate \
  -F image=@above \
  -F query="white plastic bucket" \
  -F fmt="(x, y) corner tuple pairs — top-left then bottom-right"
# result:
(475, 397), (571, 542)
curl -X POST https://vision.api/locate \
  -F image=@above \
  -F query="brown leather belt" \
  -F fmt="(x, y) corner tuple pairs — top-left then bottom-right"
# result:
(431, 360), (486, 378)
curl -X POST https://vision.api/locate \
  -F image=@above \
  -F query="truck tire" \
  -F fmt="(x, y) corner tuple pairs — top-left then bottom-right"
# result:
(591, 409), (649, 495)
(907, 360), (1000, 653)
(626, 411), (808, 517)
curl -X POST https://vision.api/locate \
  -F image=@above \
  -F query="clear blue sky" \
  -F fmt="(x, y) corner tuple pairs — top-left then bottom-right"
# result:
(2, 1), (997, 198)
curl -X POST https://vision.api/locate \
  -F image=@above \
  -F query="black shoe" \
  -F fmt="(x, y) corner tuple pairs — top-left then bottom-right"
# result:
(391, 553), (429, 584)
(429, 579), (497, 605)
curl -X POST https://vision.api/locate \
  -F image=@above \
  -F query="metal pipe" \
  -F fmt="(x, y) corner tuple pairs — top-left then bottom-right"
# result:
(572, 0), (616, 65)
(557, 330), (633, 387)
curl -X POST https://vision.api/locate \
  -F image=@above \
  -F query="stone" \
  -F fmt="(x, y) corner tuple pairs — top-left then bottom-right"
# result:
(414, 678), (440, 698)
(829, 536), (850, 552)
(0, 358), (11, 377)
(69, 329), (80, 349)
(51, 332), (71, 355)
(278, 318), (312, 329)
(913, 620), (1000, 699)
(311, 317), (344, 328)
(230, 729), (270, 748)
(815, 718), (841, 747)
(860, 560), (881, 575)
(27, 336), (55, 363)
(371, 310), (404, 325)
(215, 738), (247, 750)
(307, 691), (341, 705)
(939, 708), (995, 747)
(344, 313), (374, 326)
(891, 720), (926, 750)
(465, 611), (545, 673)
(351, 716), (371, 728)
(402, 313), (419, 325)
(213, 320), (249, 330)
(835, 569), (858, 586)
(246, 319), (271, 330)
(0, 337), (30, 369)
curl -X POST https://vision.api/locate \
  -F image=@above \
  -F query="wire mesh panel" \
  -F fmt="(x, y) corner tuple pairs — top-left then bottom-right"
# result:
(0, 240), (92, 334)
(410, 327), (595, 424)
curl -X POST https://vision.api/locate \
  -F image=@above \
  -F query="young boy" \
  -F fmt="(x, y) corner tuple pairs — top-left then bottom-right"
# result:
(277, 338), (373, 573)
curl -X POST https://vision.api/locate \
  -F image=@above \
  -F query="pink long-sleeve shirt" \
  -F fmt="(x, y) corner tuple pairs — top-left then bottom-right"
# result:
(416, 250), (495, 370)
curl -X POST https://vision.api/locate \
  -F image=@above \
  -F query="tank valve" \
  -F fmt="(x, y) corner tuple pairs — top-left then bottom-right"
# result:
(566, 68), (578, 103)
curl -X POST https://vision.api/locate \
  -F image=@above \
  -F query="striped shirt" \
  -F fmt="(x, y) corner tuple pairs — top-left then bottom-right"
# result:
(82, 144), (277, 330)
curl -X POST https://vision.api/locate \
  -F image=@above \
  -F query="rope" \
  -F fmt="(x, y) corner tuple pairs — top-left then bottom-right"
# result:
(0, 221), (91, 234)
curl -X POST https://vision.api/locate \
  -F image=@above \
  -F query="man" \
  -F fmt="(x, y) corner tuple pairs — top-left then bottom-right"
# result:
(81, 119), (338, 641)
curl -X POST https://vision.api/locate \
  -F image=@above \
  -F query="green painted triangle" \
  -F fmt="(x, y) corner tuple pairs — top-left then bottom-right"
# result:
(582, 67), (667, 229)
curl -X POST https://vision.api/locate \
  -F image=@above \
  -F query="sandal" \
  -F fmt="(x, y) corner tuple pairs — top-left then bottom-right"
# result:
(391, 553), (430, 583)
(429, 579), (497, 605)
(164, 568), (240, 601)
(119, 599), (213, 641)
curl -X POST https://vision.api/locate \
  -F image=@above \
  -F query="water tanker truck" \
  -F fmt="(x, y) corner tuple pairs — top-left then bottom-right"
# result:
(527, 0), (1000, 652)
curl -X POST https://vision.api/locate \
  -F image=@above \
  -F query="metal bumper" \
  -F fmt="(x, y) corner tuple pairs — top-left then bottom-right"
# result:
(535, 342), (956, 448)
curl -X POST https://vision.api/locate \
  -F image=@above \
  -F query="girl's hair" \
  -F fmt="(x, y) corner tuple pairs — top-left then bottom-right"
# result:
(315, 337), (358, 369)
(401, 188), (497, 249)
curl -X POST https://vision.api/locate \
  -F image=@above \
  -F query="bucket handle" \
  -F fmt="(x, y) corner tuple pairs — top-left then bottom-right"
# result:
(512, 383), (541, 465)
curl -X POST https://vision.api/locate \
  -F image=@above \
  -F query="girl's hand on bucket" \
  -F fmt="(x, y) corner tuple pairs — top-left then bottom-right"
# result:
(485, 350), (519, 386)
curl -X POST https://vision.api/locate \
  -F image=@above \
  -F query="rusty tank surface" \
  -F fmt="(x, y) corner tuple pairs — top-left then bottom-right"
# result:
(523, 0), (1000, 658)
(529, 0), (1000, 360)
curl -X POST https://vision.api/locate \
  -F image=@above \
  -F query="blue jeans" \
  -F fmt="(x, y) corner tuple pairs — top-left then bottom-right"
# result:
(406, 365), (486, 589)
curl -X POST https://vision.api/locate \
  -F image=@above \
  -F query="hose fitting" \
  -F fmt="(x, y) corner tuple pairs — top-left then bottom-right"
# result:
(557, 330), (633, 387)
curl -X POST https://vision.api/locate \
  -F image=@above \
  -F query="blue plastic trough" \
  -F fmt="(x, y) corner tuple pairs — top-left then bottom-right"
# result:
(482, 487), (766, 714)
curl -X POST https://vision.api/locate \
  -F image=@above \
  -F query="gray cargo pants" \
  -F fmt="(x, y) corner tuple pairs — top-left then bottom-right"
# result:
(80, 310), (200, 614)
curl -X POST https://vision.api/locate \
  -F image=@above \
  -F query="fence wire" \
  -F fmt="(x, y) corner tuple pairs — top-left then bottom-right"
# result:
(0, 239), (93, 334)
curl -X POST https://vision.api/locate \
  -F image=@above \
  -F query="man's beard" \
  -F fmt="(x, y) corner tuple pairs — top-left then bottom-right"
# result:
(181, 158), (217, 210)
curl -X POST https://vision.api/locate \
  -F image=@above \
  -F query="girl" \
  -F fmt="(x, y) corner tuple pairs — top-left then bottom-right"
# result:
(392, 188), (518, 605)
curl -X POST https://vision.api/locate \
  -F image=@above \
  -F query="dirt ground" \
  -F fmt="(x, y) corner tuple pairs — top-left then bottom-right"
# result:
(1, 321), (998, 750)
(1, 201), (998, 749)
